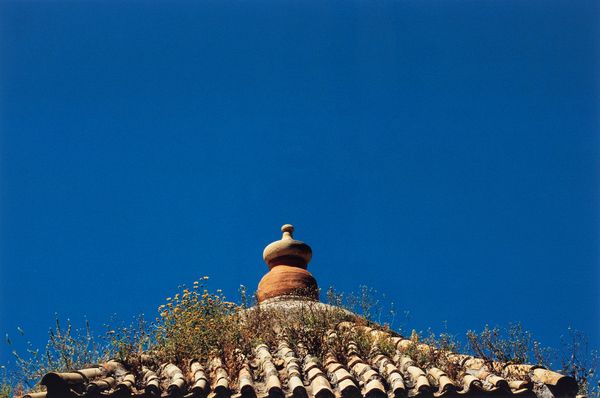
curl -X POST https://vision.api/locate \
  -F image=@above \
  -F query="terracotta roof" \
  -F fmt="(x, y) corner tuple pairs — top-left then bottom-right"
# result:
(23, 225), (580, 398)
(27, 316), (577, 398)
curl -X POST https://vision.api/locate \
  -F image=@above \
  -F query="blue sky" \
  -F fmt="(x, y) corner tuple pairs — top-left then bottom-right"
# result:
(1, 0), (598, 368)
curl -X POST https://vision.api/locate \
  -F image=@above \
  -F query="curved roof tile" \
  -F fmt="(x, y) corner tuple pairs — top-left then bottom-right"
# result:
(27, 322), (578, 398)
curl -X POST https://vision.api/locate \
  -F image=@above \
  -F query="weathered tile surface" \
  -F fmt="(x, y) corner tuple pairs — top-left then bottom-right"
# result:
(27, 322), (577, 398)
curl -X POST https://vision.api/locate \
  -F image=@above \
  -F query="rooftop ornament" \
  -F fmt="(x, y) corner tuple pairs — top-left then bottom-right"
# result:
(257, 224), (318, 303)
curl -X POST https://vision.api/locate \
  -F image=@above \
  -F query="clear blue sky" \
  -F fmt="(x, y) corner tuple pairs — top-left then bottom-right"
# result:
(1, 1), (598, 368)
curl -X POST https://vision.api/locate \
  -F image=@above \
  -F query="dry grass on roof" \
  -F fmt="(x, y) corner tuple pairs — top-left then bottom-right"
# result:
(153, 283), (381, 378)
(5, 280), (594, 398)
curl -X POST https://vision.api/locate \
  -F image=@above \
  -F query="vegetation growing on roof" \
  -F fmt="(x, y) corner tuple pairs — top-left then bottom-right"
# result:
(154, 277), (242, 370)
(466, 323), (550, 366)
(1, 280), (598, 398)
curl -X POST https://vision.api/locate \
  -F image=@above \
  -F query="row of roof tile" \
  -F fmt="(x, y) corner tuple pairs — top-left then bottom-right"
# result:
(26, 322), (579, 398)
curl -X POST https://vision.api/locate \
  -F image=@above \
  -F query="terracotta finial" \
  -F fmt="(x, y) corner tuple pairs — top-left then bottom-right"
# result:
(281, 224), (294, 240)
(257, 224), (318, 303)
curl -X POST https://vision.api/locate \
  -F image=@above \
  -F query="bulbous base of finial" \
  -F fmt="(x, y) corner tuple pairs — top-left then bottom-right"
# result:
(256, 265), (319, 303)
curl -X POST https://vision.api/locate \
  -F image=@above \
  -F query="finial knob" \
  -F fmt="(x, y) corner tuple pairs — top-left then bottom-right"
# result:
(281, 224), (294, 239)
